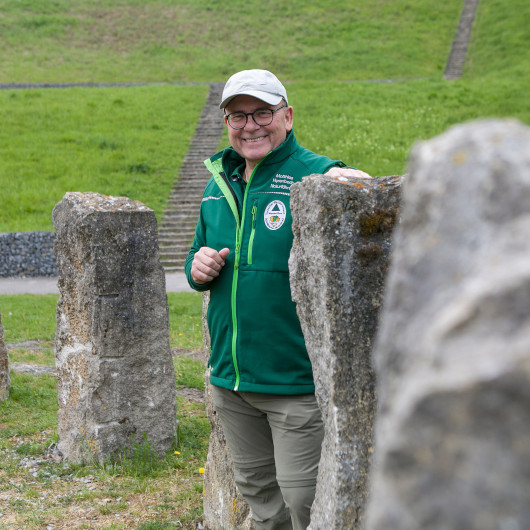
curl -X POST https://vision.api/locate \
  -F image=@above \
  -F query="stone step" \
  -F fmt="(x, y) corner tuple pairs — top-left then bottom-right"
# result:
(170, 176), (210, 184)
(167, 194), (203, 200)
(160, 244), (193, 251)
(160, 255), (189, 262)
(159, 222), (197, 231)
(159, 223), (195, 231)
(161, 214), (199, 222)
(159, 234), (196, 241)
(159, 226), (196, 234)
(159, 239), (194, 247)
(164, 201), (202, 208)
(167, 196), (203, 201)
(161, 227), (195, 235)
(159, 248), (190, 257)
(169, 183), (204, 188)
(164, 207), (201, 214)
(163, 265), (185, 272)
(159, 230), (195, 238)
(164, 204), (202, 212)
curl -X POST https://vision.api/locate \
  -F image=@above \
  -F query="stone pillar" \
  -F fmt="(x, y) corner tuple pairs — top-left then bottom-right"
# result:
(201, 293), (252, 530)
(52, 192), (176, 463)
(289, 174), (402, 530)
(366, 120), (530, 529)
(0, 311), (9, 401)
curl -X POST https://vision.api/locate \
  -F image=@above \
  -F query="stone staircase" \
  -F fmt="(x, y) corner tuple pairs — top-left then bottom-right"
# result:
(158, 83), (225, 272)
(443, 0), (479, 80)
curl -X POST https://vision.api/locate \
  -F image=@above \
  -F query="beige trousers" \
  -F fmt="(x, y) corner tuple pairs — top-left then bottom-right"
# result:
(211, 386), (324, 530)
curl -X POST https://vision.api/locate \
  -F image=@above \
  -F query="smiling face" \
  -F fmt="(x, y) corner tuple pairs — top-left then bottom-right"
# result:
(224, 95), (293, 173)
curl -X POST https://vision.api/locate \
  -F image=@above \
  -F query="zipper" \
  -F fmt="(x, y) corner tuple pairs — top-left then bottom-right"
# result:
(204, 156), (266, 391)
(230, 163), (262, 390)
(247, 200), (258, 265)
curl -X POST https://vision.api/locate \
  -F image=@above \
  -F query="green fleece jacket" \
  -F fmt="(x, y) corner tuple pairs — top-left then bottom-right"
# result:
(185, 131), (344, 395)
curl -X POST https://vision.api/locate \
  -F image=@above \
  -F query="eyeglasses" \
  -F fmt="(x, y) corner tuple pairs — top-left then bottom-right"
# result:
(224, 104), (287, 130)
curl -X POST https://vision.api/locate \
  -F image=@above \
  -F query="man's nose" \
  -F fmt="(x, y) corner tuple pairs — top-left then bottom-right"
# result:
(243, 114), (261, 131)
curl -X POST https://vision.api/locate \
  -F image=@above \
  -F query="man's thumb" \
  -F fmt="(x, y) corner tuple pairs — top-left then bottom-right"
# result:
(219, 247), (230, 260)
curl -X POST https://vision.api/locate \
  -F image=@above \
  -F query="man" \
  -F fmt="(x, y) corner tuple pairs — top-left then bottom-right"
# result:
(185, 69), (370, 529)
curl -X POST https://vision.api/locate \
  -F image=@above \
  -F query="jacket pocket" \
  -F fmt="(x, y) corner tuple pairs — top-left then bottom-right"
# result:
(247, 199), (258, 265)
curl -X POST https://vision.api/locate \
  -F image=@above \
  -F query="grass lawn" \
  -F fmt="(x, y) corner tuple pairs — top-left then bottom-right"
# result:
(0, 292), (204, 350)
(290, 77), (530, 177)
(0, 292), (208, 528)
(0, 371), (209, 529)
(0, 0), (461, 83)
(0, 85), (208, 232)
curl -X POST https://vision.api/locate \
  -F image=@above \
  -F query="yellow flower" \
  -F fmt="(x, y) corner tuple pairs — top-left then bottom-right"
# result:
(178, 333), (182, 336)
(199, 467), (205, 474)
(174, 451), (180, 455)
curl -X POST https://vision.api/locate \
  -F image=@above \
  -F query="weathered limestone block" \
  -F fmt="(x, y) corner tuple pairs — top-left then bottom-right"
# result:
(289, 174), (402, 530)
(366, 120), (530, 530)
(0, 311), (9, 401)
(52, 192), (176, 463)
(201, 292), (252, 530)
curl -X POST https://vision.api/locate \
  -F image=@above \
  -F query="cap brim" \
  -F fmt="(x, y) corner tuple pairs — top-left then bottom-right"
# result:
(220, 90), (283, 109)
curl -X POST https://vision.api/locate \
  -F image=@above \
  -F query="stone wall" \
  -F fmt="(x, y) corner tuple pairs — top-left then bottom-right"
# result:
(0, 231), (57, 277)
(366, 119), (530, 529)
(289, 174), (402, 529)
(52, 192), (176, 463)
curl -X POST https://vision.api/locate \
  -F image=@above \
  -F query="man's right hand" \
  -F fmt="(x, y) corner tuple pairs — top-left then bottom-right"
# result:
(190, 247), (230, 284)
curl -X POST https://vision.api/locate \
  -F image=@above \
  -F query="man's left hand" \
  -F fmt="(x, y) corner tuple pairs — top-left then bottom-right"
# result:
(325, 167), (372, 179)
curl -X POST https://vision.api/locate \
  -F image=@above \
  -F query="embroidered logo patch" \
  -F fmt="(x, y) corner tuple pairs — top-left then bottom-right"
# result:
(264, 200), (287, 230)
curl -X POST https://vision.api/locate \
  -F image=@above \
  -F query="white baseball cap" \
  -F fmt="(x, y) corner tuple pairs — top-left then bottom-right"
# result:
(219, 69), (288, 109)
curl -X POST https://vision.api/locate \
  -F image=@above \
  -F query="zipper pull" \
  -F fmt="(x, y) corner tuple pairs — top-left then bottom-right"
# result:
(235, 236), (241, 270)
(247, 203), (259, 266)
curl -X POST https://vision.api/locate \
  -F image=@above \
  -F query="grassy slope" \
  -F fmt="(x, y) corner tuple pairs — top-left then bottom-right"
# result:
(0, 0), (528, 230)
(0, 85), (207, 231)
(0, 0), (460, 83)
(291, 76), (530, 177)
(292, 0), (530, 175)
(465, 0), (530, 80)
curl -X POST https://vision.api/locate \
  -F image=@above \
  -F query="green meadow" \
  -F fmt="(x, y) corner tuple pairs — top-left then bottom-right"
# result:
(1, 0), (461, 83)
(0, 85), (206, 230)
(1, 0), (528, 232)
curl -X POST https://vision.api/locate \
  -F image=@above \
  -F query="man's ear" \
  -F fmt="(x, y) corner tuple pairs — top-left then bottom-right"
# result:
(285, 106), (294, 132)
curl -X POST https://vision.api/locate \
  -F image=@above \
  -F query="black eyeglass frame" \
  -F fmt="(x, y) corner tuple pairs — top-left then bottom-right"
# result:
(224, 103), (288, 130)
